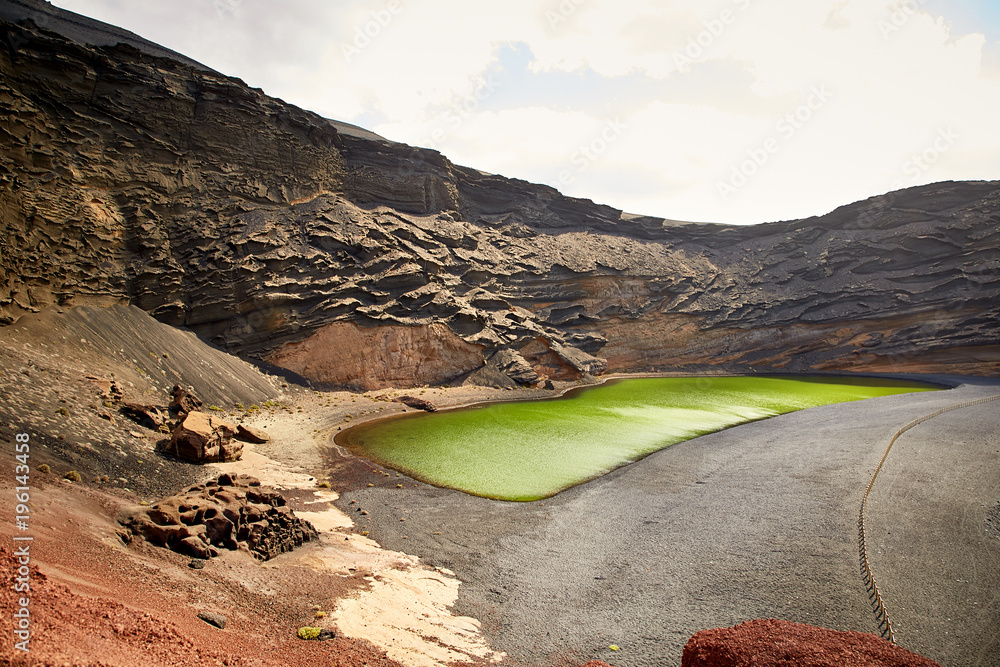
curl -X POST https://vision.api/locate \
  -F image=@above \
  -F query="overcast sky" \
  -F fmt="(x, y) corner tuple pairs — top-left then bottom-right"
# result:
(54, 0), (1000, 224)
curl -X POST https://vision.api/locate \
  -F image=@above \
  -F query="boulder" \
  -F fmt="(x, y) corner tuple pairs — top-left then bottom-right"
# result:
(682, 619), (942, 667)
(196, 611), (227, 629)
(462, 362), (520, 389)
(86, 375), (125, 401)
(165, 411), (241, 463)
(120, 401), (167, 430)
(170, 385), (204, 418)
(180, 535), (216, 560)
(235, 424), (270, 444)
(396, 395), (437, 412)
(488, 348), (540, 386)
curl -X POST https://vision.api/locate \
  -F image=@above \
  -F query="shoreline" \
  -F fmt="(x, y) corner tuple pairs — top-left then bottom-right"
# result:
(2, 370), (995, 666)
(333, 370), (958, 448)
(330, 373), (1000, 666)
(330, 371), (954, 503)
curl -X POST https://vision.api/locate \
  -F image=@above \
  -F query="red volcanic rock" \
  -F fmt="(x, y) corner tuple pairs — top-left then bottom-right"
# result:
(682, 619), (941, 667)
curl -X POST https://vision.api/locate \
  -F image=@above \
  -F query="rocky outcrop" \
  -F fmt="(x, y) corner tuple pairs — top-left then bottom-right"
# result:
(164, 411), (241, 463)
(120, 401), (168, 431)
(266, 321), (485, 391)
(1, 6), (998, 384)
(682, 619), (941, 667)
(122, 473), (318, 560)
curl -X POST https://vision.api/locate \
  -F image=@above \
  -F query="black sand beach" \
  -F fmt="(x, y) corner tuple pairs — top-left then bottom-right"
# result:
(340, 376), (1000, 666)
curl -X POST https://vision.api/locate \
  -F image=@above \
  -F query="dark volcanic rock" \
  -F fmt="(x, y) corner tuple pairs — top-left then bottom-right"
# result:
(461, 360), (521, 390)
(396, 395), (437, 412)
(488, 348), (541, 386)
(169, 386), (204, 418)
(1, 7), (998, 381)
(120, 401), (168, 431)
(123, 473), (318, 561)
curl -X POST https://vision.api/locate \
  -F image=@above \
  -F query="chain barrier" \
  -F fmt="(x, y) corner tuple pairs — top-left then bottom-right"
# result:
(858, 393), (1000, 643)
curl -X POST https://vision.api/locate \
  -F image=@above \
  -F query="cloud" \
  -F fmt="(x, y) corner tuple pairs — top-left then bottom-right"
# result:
(53, 0), (1000, 223)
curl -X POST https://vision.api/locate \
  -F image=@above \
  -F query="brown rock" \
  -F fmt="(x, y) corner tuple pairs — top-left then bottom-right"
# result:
(170, 385), (204, 418)
(196, 611), (227, 629)
(266, 322), (484, 391)
(120, 401), (167, 430)
(122, 473), (318, 561)
(179, 536), (215, 560)
(165, 411), (240, 463)
(396, 395), (437, 412)
(682, 619), (942, 667)
(235, 424), (270, 444)
(86, 375), (125, 401)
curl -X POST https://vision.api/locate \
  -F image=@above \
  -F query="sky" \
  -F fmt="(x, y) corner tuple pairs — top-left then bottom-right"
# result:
(54, 0), (1000, 224)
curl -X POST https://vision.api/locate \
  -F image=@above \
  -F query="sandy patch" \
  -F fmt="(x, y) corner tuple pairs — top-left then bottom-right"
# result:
(333, 565), (506, 667)
(209, 416), (507, 667)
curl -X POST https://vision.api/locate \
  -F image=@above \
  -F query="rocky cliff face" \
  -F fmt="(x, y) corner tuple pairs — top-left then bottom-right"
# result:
(2, 5), (998, 387)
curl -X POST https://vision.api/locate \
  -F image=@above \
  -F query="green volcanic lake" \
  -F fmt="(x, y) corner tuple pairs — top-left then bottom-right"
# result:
(339, 376), (939, 501)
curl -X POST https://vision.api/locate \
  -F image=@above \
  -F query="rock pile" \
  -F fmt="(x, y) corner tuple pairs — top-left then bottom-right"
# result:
(121, 473), (318, 561)
(105, 383), (259, 463)
(682, 619), (941, 667)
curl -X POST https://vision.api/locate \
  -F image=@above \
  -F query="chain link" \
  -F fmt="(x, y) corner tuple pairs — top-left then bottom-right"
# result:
(858, 393), (1000, 643)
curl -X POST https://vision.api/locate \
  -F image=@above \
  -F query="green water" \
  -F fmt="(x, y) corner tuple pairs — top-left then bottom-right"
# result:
(339, 376), (939, 501)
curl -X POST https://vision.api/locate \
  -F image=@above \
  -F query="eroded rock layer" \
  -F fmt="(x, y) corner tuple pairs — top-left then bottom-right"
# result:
(2, 5), (998, 384)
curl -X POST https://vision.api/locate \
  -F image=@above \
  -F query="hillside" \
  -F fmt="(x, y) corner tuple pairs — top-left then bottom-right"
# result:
(2, 4), (999, 667)
(1, 3), (997, 389)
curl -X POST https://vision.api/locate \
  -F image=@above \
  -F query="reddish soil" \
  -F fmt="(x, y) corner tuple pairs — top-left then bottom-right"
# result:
(681, 619), (942, 667)
(0, 474), (402, 667)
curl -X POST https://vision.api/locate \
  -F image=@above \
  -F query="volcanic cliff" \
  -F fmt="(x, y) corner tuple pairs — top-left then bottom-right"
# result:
(2, 1), (998, 390)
